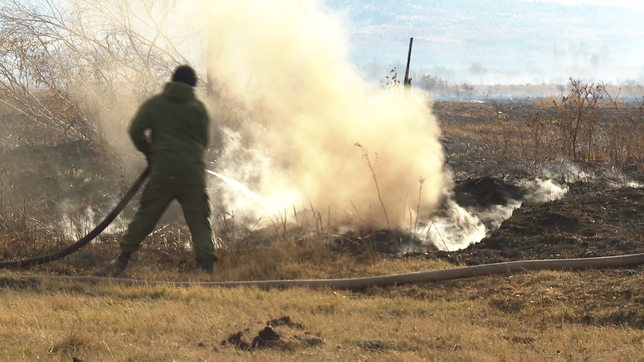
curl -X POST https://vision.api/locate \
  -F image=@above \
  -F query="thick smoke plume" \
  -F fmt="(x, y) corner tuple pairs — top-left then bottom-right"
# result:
(200, 0), (446, 227)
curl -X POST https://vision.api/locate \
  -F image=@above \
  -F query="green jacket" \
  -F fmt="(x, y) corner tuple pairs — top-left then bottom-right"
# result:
(129, 81), (209, 186)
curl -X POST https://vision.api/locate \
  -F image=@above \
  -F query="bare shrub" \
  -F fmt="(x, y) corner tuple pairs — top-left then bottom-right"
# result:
(0, 0), (198, 145)
(522, 108), (551, 175)
(552, 78), (605, 165)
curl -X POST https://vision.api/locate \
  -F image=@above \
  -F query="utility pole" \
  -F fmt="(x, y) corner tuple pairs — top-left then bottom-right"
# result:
(403, 37), (414, 98)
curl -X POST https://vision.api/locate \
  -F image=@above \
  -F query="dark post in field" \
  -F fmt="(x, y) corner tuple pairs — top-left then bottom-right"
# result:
(404, 37), (414, 98)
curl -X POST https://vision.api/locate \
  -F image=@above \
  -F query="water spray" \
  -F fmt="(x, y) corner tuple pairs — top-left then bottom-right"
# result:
(206, 169), (269, 209)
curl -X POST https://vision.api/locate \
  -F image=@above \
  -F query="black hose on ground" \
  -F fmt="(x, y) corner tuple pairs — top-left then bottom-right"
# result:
(0, 167), (150, 269)
(5, 252), (644, 290)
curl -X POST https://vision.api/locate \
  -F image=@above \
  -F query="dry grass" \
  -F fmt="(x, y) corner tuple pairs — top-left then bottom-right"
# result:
(1, 266), (643, 362)
(4, 228), (642, 361)
(436, 97), (644, 180)
(2, 231), (452, 282)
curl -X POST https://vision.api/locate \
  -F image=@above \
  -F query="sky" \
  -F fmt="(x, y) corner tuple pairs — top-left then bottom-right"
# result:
(320, 0), (644, 85)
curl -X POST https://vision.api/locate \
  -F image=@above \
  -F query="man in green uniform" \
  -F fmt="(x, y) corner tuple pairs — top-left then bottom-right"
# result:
(109, 65), (217, 275)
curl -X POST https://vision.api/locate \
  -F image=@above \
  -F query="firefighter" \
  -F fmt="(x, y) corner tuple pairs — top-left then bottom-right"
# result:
(109, 65), (217, 275)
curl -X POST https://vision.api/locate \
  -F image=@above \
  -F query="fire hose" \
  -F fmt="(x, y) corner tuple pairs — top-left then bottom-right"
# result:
(4, 253), (644, 289)
(1, 166), (644, 289)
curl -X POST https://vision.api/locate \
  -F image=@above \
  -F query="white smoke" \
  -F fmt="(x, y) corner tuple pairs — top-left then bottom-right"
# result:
(548, 160), (642, 188)
(200, 0), (446, 228)
(418, 199), (487, 252)
(57, 200), (129, 241)
(418, 177), (569, 251)
(520, 178), (570, 202)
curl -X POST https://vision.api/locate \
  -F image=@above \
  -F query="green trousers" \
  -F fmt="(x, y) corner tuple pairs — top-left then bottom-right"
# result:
(120, 178), (216, 263)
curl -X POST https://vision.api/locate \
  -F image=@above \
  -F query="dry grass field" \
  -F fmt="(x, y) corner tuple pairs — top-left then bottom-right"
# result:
(2, 263), (643, 361)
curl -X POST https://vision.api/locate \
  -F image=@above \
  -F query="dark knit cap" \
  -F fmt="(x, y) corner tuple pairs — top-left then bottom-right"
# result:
(172, 65), (197, 87)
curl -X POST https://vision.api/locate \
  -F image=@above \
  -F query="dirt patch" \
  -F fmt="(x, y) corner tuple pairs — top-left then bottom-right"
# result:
(220, 316), (323, 351)
(333, 228), (422, 256)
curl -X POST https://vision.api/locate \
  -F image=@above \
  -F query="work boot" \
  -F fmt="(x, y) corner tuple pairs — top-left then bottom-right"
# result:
(107, 252), (131, 276)
(198, 258), (214, 275)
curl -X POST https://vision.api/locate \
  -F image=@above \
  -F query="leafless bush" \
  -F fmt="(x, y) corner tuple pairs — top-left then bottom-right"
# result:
(478, 79), (644, 177)
(0, 0), (198, 145)
(522, 108), (552, 175)
(552, 78), (605, 164)
(385, 67), (401, 90)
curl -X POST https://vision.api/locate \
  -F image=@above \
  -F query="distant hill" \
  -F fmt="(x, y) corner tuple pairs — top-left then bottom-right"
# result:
(321, 0), (642, 84)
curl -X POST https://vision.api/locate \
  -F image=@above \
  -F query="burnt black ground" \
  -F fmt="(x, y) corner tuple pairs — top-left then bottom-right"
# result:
(430, 101), (644, 265)
(434, 180), (644, 265)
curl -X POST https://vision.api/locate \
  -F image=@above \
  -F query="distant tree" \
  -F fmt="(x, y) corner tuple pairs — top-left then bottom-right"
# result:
(461, 82), (475, 100)
(415, 73), (447, 94)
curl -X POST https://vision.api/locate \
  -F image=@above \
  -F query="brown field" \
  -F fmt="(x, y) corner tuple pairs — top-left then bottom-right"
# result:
(1, 264), (643, 361)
